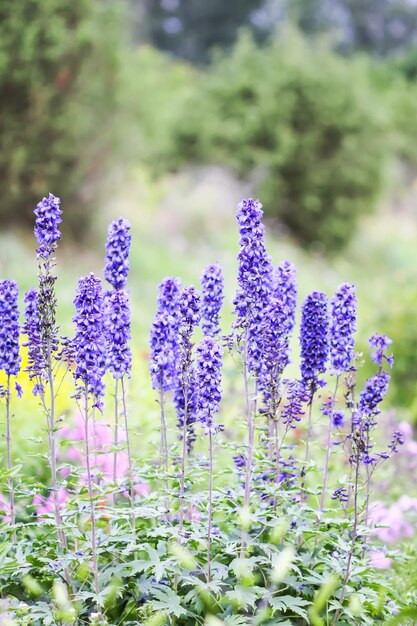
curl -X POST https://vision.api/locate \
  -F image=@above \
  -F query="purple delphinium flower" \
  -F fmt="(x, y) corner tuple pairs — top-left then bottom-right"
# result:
(258, 262), (297, 411)
(200, 263), (224, 336)
(175, 286), (201, 447)
(351, 332), (394, 465)
(281, 380), (307, 429)
(234, 198), (272, 312)
(233, 198), (273, 374)
(257, 300), (288, 397)
(73, 274), (106, 405)
(387, 430), (404, 455)
(369, 333), (394, 369)
(359, 370), (390, 418)
(0, 280), (21, 376)
(354, 369), (391, 466)
(157, 277), (182, 317)
(330, 283), (357, 376)
(233, 453), (246, 472)
(56, 336), (76, 366)
(258, 265), (297, 385)
(34, 193), (62, 259)
(300, 291), (330, 396)
(104, 289), (132, 379)
(150, 311), (177, 391)
(179, 286), (201, 331)
(273, 261), (297, 336)
(174, 366), (198, 454)
(196, 337), (223, 435)
(22, 288), (46, 385)
(104, 218), (132, 291)
(321, 396), (345, 428)
(279, 455), (298, 488)
(332, 487), (349, 502)
(332, 411), (345, 429)
(33, 194), (61, 366)
(150, 277), (182, 391)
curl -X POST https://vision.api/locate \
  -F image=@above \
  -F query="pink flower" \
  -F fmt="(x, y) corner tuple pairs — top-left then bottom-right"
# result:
(122, 481), (151, 499)
(398, 420), (413, 442)
(59, 415), (152, 502)
(368, 549), (392, 569)
(184, 504), (202, 522)
(67, 445), (82, 463)
(33, 488), (68, 523)
(397, 495), (417, 512)
(369, 498), (417, 546)
(60, 414), (140, 488)
(0, 492), (11, 523)
(368, 501), (388, 526)
(406, 441), (417, 456)
(134, 482), (151, 497)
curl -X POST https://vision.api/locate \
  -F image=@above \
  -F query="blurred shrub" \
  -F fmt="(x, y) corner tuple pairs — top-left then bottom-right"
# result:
(123, 45), (197, 168)
(0, 0), (125, 236)
(155, 31), (392, 252)
(378, 287), (417, 416)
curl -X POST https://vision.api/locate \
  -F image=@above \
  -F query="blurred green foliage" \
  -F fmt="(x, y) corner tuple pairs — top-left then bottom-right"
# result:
(145, 31), (395, 251)
(123, 45), (197, 168)
(0, 0), (124, 236)
(2, 2), (417, 254)
(143, 0), (265, 64)
(290, 0), (417, 57)
(378, 287), (417, 414)
(142, 0), (417, 62)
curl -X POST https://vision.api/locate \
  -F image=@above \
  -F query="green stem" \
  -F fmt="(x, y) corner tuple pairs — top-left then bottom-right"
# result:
(5, 375), (16, 542)
(113, 378), (119, 506)
(241, 334), (253, 557)
(207, 430), (213, 582)
(121, 377), (136, 538)
(178, 409), (188, 539)
(47, 339), (68, 556)
(319, 377), (340, 514)
(300, 395), (314, 501)
(84, 386), (99, 606)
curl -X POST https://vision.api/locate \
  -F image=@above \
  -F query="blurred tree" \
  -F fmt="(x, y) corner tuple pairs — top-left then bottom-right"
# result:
(0, 0), (125, 235)
(152, 31), (391, 252)
(143, 0), (417, 62)
(289, 0), (417, 56)
(142, 0), (265, 63)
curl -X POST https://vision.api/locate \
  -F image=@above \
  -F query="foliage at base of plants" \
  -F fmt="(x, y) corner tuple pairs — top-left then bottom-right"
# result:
(0, 459), (403, 625)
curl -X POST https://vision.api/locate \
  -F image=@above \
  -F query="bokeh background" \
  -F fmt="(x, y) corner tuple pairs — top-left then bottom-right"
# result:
(2, 0), (417, 432)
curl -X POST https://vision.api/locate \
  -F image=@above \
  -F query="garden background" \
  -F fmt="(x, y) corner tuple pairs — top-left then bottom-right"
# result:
(2, 0), (417, 623)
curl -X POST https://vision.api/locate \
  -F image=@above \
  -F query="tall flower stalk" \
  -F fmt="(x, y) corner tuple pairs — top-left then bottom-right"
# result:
(233, 198), (273, 537)
(200, 263), (224, 337)
(0, 280), (21, 540)
(196, 337), (223, 581)
(299, 290), (329, 498)
(334, 336), (392, 624)
(150, 277), (181, 473)
(360, 334), (393, 524)
(26, 194), (71, 561)
(175, 286), (201, 534)
(319, 283), (356, 514)
(259, 261), (297, 465)
(104, 289), (133, 511)
(73, 273), (107, 604)
(103, 218), (132, 511)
